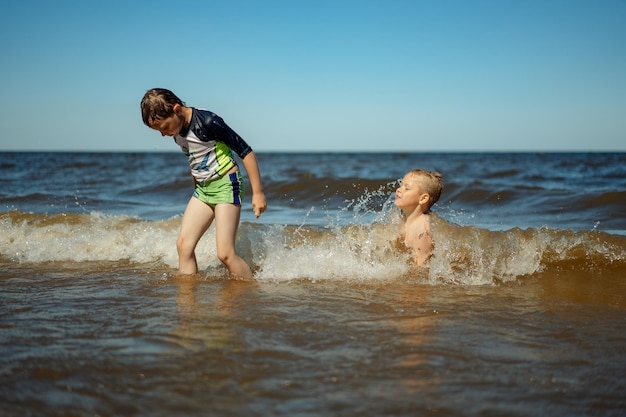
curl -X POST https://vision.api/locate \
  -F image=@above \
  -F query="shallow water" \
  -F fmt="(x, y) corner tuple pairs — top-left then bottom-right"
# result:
(1, 152), (625, 416)
(2, 265), (624, 416)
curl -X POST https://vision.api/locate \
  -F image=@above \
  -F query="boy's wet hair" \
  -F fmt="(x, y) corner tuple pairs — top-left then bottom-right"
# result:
(408, 169), (444, 209)
(140, 88), (185, 126)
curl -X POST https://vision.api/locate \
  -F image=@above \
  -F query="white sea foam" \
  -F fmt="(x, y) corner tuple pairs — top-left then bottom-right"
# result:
(2, 209), (624, 285)
(1, 212), (181, 267)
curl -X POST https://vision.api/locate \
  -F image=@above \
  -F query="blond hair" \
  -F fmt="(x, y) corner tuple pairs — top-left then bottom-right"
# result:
(407, 169), (443, 210)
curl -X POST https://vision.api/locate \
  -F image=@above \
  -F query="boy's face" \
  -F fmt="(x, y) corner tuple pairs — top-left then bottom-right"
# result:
(149, 105), (186, 137)
(395, 173), (427, 211)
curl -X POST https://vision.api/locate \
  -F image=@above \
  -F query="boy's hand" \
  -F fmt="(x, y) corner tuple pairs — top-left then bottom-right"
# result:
(252, 193), (267, 218)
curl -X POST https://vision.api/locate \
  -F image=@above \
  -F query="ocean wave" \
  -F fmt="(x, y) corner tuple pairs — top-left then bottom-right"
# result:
(2, 211), (624, 287)
(428, 220), (626, 285)
(266, 176), (397, 209)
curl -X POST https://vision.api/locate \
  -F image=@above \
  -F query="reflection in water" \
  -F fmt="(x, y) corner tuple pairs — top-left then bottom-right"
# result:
(174, 275), (256, 353)
(377, 283), (441, 396)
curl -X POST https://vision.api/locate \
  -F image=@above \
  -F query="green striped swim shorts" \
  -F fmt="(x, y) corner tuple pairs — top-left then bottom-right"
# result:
(193, 172), (244, 207)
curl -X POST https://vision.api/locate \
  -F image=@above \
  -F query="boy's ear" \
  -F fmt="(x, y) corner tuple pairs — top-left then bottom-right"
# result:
(419, 193), (430, 205)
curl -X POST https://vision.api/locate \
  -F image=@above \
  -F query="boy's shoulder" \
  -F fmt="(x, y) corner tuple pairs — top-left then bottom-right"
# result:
(188, 108), (220, 141)
(406, 213), (431, 234)
(191, 108), (216, 125)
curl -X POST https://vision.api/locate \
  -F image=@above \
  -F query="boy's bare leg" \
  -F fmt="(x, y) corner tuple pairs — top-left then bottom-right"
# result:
(214, 203), (253, 280)
(177, 197), (215, 274)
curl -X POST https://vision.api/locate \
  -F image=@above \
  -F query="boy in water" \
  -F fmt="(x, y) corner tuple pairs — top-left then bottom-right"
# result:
(394, 169), (443, 266)
(140, 88), (266, 280)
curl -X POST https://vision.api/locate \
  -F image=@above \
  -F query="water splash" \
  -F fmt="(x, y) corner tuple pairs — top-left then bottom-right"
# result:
(2, 196), (625, 285)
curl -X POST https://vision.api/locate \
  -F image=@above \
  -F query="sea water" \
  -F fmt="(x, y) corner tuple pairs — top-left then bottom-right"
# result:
(1, 152), (625, 416)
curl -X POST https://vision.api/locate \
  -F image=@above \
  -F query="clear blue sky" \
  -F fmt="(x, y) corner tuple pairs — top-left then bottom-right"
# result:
(1, 0), (624, 152)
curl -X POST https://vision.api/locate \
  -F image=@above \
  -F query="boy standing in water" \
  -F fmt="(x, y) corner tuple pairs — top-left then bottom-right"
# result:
(140, 88), (266, 280)
(394, 169), (443, 266)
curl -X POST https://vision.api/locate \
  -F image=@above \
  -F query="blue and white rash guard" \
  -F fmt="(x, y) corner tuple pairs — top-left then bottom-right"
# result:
(174, 108), (253, 183)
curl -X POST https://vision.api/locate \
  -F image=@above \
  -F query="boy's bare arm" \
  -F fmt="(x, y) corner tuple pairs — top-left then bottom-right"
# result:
(242, 152), (267, 218)
(402, 213), (434, 267)
(412, 230), (433, 266)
